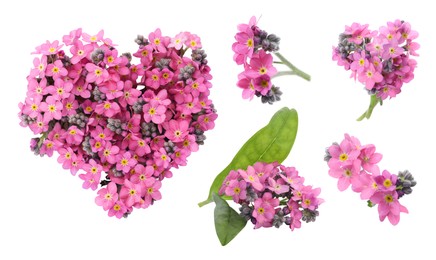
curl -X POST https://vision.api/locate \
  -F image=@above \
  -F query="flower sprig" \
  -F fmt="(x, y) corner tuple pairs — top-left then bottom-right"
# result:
(18, 28), (217, 218)
(332, 20), (419, 120)
(233, 16), (311, 104)
(219, 162), (323, 230)
(199, 107), (322, 246)
(324, 134), (416, 225)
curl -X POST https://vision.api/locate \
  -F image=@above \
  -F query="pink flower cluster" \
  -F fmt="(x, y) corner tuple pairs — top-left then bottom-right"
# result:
(332, 20), (419, 100)
(324, 134), (416, 225)
(18, 28), (217, 218)
(232, 16), (282, 104)
(219, 162), (323, 230)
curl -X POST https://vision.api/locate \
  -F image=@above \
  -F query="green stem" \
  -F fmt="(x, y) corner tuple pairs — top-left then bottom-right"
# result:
(356, 94), (381, 121)
(273, 52), (311, 81)
(38, 131), (48, 148)
(199, 195), (231, 207)
(198, 198), (212, 207)
(273, 71), (297, 78)
(279, 198), (289, 206)
(179, 47), (188, 57)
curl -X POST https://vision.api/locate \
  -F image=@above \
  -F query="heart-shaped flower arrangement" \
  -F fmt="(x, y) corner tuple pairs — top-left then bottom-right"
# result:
(18, 28), (217, 218)
(332, 19), (419, 120)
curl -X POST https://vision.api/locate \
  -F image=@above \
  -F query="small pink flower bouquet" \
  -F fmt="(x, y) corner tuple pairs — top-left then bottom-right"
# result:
(232, 16), (311, 104)
(324, 134), (416, 225)
(219, 162), (323, 230)
(332, 20), (419, 120)
(199, 107), (322, 245)
(18, 28), (217, 218)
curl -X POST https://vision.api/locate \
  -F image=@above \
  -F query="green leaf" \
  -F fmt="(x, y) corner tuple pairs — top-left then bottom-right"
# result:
(198, 107), (298, 207)
(213, 193), (247, 246)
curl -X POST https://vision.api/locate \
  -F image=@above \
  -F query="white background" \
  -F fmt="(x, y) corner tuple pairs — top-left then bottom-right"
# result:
(1, 0), (434, 259)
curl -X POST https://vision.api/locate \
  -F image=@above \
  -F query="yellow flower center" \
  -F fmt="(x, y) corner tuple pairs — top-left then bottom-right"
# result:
(261, 80), (269, 88)
(121, 158), (129, 166)
(383, 179), (392, 188)
(384, 194), (394, 203)
(247, 38), (253, 47)
(339, 153), (348, 162)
